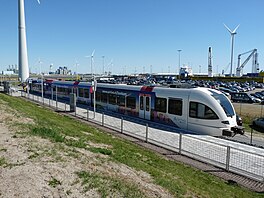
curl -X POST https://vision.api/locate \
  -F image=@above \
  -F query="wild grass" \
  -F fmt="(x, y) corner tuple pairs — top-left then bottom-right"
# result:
(77, 171), (145, 198)
(48, 177), (62, 188)
(233, 103), (264, 133)
(0, 157), (7, 167)
(88, 147), (112, 156)
(0, 93), (263, 198)
(0, 147), (7, 152)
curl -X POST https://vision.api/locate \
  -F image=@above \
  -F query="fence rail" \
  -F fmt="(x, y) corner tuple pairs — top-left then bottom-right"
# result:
(20, 91), (264, 183)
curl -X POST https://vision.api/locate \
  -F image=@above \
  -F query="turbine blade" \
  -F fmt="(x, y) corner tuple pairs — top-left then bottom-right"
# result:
(223, 23), (232, 34)
(91, 49), (95, 57)
(233, 24), (240, 33)
(37, 0), (40, 4)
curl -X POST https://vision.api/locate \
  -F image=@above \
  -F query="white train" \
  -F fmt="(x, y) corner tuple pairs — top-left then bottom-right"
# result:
(30, 80), (244, 137)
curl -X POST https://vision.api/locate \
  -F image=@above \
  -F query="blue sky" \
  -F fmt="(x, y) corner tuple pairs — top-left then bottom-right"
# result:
(1, 0), (264, 75)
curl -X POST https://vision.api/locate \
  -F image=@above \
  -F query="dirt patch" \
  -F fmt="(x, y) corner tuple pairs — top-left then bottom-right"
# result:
(0, 98), (173, 197)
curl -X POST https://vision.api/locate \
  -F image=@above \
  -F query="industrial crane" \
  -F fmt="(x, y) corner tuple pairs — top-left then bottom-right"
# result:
(236, 49), (259, 77)
(222, 63), (230, 75)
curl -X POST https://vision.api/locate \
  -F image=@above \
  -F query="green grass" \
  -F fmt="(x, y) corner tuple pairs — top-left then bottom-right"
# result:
(239, 113), (263, 135)
(48, 177), (62, 188)
(28, 152), (39, 159)
(0, 93), (263, 198)
(0, 147), (7, 152)
(31, 127), (65, 143)
(88, 147), (112, 155)
(0, 157), (7, 167)
(77, 171), (145, 198)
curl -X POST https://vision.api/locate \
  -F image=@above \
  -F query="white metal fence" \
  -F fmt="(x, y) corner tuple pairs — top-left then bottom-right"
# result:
(21, 92), (264, 183)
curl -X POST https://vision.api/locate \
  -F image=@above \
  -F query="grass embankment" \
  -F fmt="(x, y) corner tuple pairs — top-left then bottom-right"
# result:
(0, 94), (263, 198)
(233, 103), (264, 133)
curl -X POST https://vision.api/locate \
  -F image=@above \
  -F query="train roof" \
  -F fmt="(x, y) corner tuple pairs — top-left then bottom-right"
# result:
(49, 80), (223, 96)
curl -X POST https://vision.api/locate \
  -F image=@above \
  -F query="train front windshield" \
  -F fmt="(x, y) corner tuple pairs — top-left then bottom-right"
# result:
(209, 90), (235, 117)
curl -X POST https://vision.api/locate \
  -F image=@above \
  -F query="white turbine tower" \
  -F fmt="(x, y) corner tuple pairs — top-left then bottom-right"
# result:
(85, 50), (95, 75)
(224, 23), (240, 76)
(18, 0), (40, 82)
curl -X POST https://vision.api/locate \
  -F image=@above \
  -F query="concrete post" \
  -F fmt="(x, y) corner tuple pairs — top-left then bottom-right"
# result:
(145, 123), (149, 143)
(226, 146), (231, 171)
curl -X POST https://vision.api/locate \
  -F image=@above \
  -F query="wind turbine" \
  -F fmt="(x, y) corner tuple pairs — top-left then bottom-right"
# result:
(38, 57), (43, 75)
(85, 50), (95, 75)
(106, 59), (113, 75)
(18, 0), (40, 82)
(224, 23), (240, 76)
(74, 60), (79, 80)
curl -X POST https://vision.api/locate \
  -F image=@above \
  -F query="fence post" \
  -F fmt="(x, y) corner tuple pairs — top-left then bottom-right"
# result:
(145, 123), (149, 143)
(33, 94), (34, 101)
(102, 112), (104, 126)
(179, 133), (182, 155)
(87, 108), (89, 120)
(226, 146), (231, 171)
(49, 98), (50, 107)
(65, 102), (67, 112)
(55, 86), (58, 110)
(121, 117), (123, 133)
(250, 128), (253, 145)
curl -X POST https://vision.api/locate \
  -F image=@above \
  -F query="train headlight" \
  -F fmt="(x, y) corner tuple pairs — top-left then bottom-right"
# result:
(221, 120), (230, 125)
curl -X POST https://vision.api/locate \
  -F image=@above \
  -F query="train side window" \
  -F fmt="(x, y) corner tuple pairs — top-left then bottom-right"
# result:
(189, 102), (218, 119)
(140, 96), (143, 110)
(197, 103), (205, 118)
(78, 88), (84, 97)
(126, 96), (136, 109)
(101, 93), (108, 103)
(65, 88), (67, 95)
(58, 87), (64, 95)
(204, 106), (218, 119)
(84, 88), (89, 98)
(189, 102), (197, 117)
(109, 94), (117, 105)
(117, 95), (125, 106)
(155, 97), (167, 113)
(146, 96), (150, 111)
(168, 99), (182, 115)
(96, 91), (101, 102)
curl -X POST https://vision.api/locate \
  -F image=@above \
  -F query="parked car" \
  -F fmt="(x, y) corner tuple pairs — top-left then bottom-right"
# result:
(218, 87), (234, 94)
(251, 96), (261, 103)
(252, 118), (264, 133)
(236, 115), (243, 126)
(230, 92), (256, 103)
(251, 93), (264, 100)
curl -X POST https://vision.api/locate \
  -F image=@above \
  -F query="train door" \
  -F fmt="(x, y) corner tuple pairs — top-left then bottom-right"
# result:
(139, 95), (151, 120)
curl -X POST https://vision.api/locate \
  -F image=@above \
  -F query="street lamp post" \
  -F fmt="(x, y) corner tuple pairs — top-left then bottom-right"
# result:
(177, 49), (182, 74)
(38, 58), (44, 103)
(41, 74), (44, 103)
(93, 76), (97, 118)
(102, 56), (105, 75)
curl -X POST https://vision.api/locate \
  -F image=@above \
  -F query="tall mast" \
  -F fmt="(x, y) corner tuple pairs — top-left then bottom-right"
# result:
(18, 0), (29, 82)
